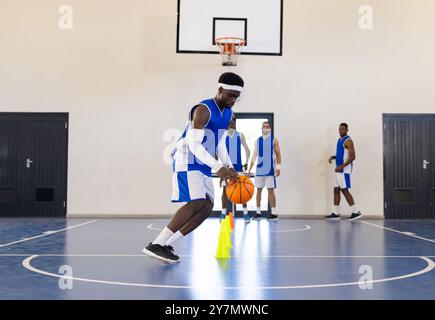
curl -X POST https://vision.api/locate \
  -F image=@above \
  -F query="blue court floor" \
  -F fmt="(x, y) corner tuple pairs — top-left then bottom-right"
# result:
(0, 217), (434, 300)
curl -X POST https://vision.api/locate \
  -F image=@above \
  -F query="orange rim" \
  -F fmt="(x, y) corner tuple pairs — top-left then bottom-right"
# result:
(215, 37), (245, 55)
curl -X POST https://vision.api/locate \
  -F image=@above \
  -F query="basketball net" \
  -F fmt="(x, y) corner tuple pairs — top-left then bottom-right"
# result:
(215, 37), (245, 66)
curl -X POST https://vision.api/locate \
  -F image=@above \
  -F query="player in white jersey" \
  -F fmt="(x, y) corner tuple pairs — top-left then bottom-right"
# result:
(142, 73), (243, 263)
(325, 123), (362, 221)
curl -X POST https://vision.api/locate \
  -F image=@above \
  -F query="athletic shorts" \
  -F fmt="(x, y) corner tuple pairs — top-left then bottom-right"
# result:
(171, 170), (214, 203)
(254, 175), (276, 189)
(334, 172), (351, 189)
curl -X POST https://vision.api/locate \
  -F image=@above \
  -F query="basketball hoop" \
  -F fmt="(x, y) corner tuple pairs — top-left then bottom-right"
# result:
(215, 37), (245, 66)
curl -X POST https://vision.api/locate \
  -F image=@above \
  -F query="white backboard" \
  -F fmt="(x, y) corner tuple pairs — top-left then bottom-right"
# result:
(177, 0), (283, 55)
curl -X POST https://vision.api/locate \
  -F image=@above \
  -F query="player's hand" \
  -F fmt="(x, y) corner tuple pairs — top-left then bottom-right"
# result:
(247, 170), (252, 178)
(335, 166), (343, 173)
(217, 166), (239, 184)
(328, 156), (334, 164)
(275, 169), (281, 177)
(219, 178), (226, 188)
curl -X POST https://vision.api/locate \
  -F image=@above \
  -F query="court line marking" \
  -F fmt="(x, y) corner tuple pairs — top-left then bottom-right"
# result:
(146, 224), (164, 231)
(1, 254), (434, 258)
(361, 221), (435, 245)
(147, 224), (311, 233)
(0, 220), (98, 248)
(22, 255), (435, 290)
(272, 225), (311, 233)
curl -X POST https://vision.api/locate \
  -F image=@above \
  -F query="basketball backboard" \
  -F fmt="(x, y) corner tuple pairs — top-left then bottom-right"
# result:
(177, 0), (283, 55)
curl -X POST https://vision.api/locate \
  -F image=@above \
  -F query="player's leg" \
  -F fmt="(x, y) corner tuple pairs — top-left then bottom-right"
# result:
(176, 197), (214, 235)
(341, 189), (354, 206)
(164, 172), (216, 245)
(143, 171), (213, 263)
(166, 199), (209, 232)
(265, 176), (278, 219)
(334, 187), (341, 206)
(253, 176), (265, 219)
(341, 189), (361, 221)
(253, 188), (263, 219)
(325, 173), (342, 220)
(143, 199), (208, 263)
(221, 186), (228, 221)
(340, 174), (362, 220)
(242, 202), (250, 223)
(266, 188), (278, 220)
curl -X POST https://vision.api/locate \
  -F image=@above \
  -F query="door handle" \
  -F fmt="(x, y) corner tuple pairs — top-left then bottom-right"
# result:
(26, 158), (34, 168)
(423, 160), (431, 170)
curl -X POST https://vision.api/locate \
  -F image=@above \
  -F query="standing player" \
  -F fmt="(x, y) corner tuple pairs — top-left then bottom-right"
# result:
(142, 72), (243, 263)
(220, 119), (251, 223)
(247, 121), (281, 220)
(325, 123), (362, 221)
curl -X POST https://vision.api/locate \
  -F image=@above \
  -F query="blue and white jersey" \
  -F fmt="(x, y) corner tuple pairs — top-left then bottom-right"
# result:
(226, 131), (243, 172)
(335, 135), (352, 174)
(256, 134), (275, 176)
(172, 98), (233, 177)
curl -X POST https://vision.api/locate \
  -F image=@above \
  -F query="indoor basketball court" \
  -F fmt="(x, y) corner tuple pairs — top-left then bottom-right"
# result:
(1, 0), (435, 303)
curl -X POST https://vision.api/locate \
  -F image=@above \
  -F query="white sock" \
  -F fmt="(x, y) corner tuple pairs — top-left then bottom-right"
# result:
(271, 207), (277, 215)
(256, 207), (261, 214)
(165, 231), (184, 246)
(243, 207), (248, 216)
(350, 205), (358, 213)
(221, 208), (227, 216)
(333, 206), (340, 215)
(152, 227), (174, 246)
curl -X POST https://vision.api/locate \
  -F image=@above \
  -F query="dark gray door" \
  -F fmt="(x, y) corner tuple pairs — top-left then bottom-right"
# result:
(0, 115), (25, 216)
(0, 113), (68, 217)
(383, 114), (435, 218)
(422, 117), (435, 217)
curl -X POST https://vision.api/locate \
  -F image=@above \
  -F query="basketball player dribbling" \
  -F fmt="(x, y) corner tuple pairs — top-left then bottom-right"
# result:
(142, 72), (244, 263)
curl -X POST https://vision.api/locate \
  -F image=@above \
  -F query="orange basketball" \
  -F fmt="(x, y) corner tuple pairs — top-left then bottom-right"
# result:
(225, 175), (254, 204)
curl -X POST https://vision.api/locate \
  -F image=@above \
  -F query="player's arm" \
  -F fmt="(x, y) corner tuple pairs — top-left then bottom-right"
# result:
(240, 133), (250, 171)
(217, 131), (233, 168)
(186, 105), (237, 181)
(335, 139), (355, 172)
(247, 142), (258, 177)
(274, 138), (282, 177)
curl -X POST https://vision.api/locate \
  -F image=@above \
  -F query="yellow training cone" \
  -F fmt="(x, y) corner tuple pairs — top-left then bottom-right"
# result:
(215, 229), (230, 259)
(215, 217), (232, 259)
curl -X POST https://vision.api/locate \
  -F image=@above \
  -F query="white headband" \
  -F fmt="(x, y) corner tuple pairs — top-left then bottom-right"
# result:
(218, 83), (243, 92)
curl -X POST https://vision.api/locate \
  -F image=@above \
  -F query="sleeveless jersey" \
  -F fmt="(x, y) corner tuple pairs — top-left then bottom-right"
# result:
(256, 134), (275, 176)
(172, 98), (233, 176)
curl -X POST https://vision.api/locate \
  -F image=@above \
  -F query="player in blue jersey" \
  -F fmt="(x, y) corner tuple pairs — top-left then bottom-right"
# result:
(143, 72), (243, 263)
(325, 123), (362, 221)
(220, 118), (251, 223)
(247, 121), (282, 220)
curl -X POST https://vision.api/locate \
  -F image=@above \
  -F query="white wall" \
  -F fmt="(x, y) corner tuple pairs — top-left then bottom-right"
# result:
(1, 0), (435, 217)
